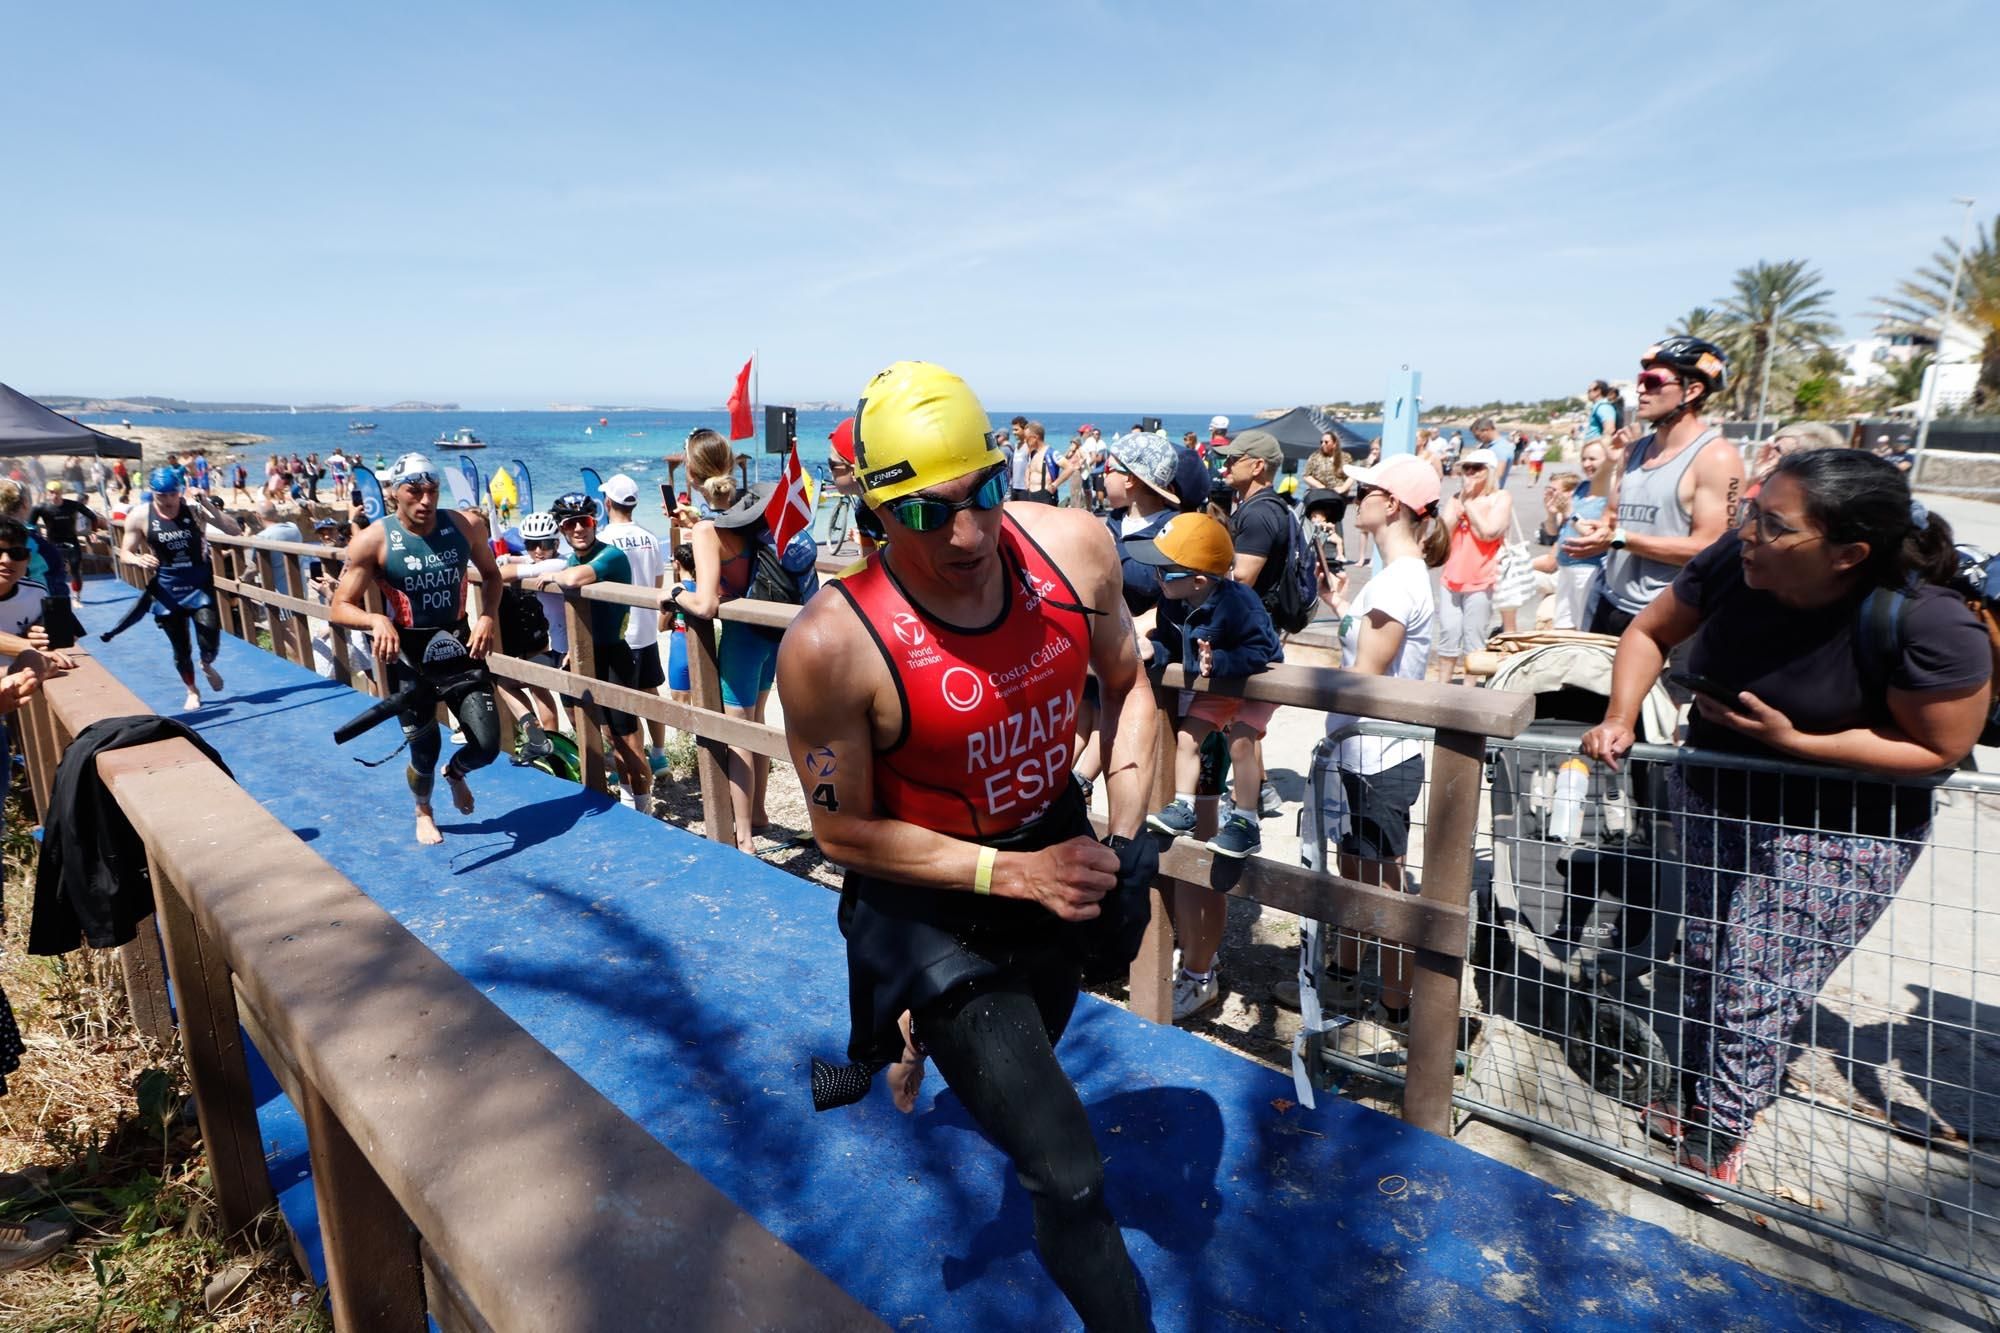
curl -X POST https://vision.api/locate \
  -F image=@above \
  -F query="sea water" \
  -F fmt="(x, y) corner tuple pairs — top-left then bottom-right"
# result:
(78, 408), (1388, 538)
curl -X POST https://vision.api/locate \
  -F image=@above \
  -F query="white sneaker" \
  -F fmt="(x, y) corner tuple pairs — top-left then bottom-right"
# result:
(202, 662), (225, 692)
(182, 689), (202, 711)
(1172, 969), (1221, 1022)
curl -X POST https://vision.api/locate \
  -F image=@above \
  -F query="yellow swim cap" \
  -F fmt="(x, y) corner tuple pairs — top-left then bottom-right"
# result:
(853, 361), (1001, 504)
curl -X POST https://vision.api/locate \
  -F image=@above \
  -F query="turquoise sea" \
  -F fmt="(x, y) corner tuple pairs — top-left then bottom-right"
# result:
(78, 408), (1387, 537)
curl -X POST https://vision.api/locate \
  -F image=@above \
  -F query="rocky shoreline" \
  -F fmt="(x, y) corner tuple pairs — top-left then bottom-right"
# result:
(89, 422), (271, 469)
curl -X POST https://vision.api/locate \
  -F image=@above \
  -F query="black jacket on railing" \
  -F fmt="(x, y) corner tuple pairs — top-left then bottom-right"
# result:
(28, 716), (230, 955)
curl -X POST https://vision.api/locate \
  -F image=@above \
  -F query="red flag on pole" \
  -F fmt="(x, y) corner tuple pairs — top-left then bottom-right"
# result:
(727, 356), (755, 441)
(764, 444), (813, 553)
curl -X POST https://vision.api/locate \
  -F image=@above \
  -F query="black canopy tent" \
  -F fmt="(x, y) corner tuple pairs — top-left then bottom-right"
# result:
(1249, 407), (1370, 464)
(0, 383), (141, 459)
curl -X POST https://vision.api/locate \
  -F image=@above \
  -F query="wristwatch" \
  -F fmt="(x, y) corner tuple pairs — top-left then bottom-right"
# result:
(1610, 532), (1627, 550)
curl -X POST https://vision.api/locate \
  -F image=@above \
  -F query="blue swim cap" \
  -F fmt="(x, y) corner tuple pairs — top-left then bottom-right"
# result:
(148, 466), (183, 494)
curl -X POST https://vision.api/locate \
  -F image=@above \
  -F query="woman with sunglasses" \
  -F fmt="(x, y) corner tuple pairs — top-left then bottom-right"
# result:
(667, 429), (776, 851)
(1432, 447), (1511, 683)
(777, 362), (1158, 1330)
(1582, 449), (1990, 1195)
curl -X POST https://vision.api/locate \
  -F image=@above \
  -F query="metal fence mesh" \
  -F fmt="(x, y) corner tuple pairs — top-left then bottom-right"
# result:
(1299, 723), (2000, 1299)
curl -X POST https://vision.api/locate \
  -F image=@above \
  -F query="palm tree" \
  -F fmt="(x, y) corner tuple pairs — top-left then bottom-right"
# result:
(1718, 260), (1840, 433)
(1667, 306), (1727, 344)
(1875, 211), (2000, 411)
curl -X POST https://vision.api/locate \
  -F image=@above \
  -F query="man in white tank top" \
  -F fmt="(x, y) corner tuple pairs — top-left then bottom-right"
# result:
(1564, 337), (1744, 637)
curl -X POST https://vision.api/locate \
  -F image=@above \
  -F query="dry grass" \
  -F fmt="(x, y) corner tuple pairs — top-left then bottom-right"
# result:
(0, 786), (326, 1331)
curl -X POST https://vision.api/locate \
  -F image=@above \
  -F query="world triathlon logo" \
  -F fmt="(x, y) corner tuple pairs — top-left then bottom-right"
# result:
(940, 666), (984, 712)
(892, 612), (926, 647)
(803, 745), (837, 778)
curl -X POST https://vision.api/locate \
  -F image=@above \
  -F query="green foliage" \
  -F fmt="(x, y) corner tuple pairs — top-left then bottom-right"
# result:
(1714, 259), (1840, 422)
(1875, 211), (2000, 411)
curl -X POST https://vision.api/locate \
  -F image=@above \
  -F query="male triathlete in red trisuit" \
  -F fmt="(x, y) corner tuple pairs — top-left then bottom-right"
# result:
(779, 362), (1161, 1330)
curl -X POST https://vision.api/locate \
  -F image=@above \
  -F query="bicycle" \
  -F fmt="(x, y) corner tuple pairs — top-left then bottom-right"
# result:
(816, 467), (857, 555)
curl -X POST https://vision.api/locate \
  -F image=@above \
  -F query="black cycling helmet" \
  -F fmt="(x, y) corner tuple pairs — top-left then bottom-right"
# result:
(1642, 337), (1729, 397)
(549, 491), (596, 524)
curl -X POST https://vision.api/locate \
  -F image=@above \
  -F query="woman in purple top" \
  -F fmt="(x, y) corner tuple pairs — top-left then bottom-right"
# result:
(1583, 449), (1990, 1196)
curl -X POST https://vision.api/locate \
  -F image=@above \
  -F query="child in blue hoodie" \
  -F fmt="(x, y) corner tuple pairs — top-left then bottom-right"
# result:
(1126, 512), (1283, 1018)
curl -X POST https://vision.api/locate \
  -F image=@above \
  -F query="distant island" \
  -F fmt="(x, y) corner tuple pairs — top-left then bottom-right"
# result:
(36, 395), (459, 415)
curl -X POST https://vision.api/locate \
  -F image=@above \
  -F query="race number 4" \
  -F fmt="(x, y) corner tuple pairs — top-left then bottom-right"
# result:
(811, 782), (840, 813)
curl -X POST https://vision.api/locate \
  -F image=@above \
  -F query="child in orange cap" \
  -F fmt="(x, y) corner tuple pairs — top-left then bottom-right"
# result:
(1124, 511), (1283, 1019)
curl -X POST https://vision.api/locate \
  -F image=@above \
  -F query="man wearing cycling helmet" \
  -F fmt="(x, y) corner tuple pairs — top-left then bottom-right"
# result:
(329, 453), (507, 846)
(545, 491), (654, 811)
(491, 510), (565, 761)
(778, 361), (1159, 1331)
(1564, 336), (1745, 640)
(118, 465), (242, 710)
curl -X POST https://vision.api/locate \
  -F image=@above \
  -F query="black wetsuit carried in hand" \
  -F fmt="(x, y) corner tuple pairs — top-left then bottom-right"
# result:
(373, 511), (500, 800)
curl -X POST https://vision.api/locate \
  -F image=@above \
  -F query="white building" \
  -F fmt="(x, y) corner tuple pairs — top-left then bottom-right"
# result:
(1841, 315), (1983, 413)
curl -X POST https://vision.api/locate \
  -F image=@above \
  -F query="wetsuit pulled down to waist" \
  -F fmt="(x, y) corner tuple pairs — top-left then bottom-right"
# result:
(816, 780), (1158, 1108)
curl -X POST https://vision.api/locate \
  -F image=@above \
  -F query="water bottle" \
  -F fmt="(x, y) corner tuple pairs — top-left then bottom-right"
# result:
(1549, 757), (1590, 843)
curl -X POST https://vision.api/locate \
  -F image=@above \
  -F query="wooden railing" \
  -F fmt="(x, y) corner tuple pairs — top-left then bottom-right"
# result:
(112, 527), (1532, 1136)
(14, 655), (882, 1332)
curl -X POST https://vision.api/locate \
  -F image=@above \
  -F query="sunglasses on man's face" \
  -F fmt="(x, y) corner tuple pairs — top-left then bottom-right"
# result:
(1636, 370), (1682, 393)
(0, 546), (29, 561)
(883, 466), (1008, 533)
(1159, 569), (1199, 584)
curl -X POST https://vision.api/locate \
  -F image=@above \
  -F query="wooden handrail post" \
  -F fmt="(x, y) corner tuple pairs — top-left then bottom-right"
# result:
(255, 549), (287, 656)
(147, 852), (280, 1233)
(20, 696), (56, 823)
(1126, 704), (1178, 1023)
(208, 544), (241, 640)
(117, 922), (176, 1046)
(362, 584), (394, 698)
(1402, 727), (1484, 1136)
(283, 553), (315, 665)
(682, 614), (737, 848)
(300, 1082), (428, 1332)
(563, 594), (608, 795)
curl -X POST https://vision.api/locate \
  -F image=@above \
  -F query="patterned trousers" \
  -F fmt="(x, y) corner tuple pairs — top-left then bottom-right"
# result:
(1669, 769), (1926, 1138)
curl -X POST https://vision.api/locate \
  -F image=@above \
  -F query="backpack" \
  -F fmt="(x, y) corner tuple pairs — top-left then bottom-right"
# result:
(1243, 492), (1318, 636)
(496, 583), (551, 658)
(1606, 397), (1626, 431)
(743, 525), (821, 640)
(1856, 577), (2000, 747)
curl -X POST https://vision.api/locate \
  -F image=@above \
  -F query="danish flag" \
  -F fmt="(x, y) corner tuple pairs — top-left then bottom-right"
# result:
(764, 443), (813, 552)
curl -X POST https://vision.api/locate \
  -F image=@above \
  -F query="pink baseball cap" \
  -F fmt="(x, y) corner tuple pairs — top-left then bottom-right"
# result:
(1345, 454), (1440, 515)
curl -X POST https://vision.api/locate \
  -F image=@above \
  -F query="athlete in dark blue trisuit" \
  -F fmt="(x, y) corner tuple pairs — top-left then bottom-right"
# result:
(117, 466), (242, 711)
(329, 454), (506, 845)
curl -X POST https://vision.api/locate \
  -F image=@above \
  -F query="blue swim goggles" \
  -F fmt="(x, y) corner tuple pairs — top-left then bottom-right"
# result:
(880, 464), (1008, 534)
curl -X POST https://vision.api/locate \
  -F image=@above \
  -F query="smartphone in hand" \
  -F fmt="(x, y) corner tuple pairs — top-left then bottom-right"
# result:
(1669, 671), (1744, 710)
(39, 596), (74, 648)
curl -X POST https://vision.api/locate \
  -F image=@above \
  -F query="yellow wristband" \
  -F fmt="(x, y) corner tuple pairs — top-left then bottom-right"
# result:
(973, 846), (996, 896)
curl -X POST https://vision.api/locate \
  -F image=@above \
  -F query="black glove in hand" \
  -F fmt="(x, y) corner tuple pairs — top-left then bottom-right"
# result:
(1071, 832), (1161, 983)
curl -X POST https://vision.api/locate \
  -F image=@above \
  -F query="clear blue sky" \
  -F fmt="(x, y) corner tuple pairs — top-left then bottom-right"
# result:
(3, 2), (1995, 411)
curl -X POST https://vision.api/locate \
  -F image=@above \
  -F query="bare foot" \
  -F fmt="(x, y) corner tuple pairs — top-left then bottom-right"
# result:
(889, 1047), (925, 1114)
(415, 808), (444, 846)
(446, 772), (475, 816)
(889, 1011), (925, 1114)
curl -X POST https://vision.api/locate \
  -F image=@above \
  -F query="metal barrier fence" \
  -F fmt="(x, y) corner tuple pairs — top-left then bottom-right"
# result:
(1298, 720), (2000, 1301)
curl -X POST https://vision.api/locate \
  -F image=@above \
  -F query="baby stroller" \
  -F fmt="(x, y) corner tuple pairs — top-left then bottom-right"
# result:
(1475, 636), (1683, 1106)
